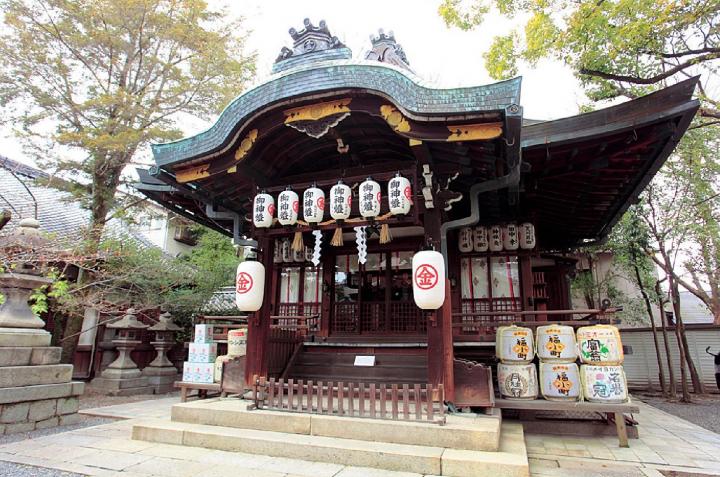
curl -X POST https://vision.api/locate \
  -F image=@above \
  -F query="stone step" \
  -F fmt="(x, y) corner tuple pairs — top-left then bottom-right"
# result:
(0, 364), (73, 388)
(132, 417), (529, 477)
(0, 347), (62, 367)
(170, 398), (501, 451)
(0, 381), (84, 405)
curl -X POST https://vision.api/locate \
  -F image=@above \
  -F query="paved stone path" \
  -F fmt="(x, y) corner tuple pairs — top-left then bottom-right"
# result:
(0, 396), (716, 476)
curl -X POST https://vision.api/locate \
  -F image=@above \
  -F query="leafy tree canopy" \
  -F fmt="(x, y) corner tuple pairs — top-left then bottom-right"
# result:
(438, 0), (720, 126)
(0, 0), (256, 238)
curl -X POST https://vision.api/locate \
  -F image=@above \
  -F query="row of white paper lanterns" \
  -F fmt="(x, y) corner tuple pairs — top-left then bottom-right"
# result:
(236, 250), (445, 312)
(253, 175), (413, 228)
(458, 223), (536, 253)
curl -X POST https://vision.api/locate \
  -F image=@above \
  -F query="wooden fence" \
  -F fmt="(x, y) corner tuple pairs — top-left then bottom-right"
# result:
(252, 378), (446, 424)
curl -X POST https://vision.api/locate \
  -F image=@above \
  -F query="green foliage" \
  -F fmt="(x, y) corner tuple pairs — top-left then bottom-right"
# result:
(0, 0), (256, 236)
(438, 0), (720, 125)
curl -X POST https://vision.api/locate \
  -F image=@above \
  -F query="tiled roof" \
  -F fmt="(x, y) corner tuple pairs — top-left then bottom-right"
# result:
(150, 58), (522, 167)
(0, 155), (158, 249)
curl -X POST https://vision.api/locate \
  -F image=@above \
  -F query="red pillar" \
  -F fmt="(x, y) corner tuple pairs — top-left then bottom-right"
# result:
(245, 237), (275, 386)
(424, 207), (455, 402)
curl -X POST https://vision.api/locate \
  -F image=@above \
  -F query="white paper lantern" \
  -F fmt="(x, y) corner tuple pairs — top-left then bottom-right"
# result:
(359, 178), (381, 218)
(330, 181), (352, 220)
(303, 186), (325, 223)
(519, 222), (536, 249)
(235, 260), (265, 312)
(412, 250), (446, 309)
(273, 239), (282, 263)
(253, 192), (274, 228)
(503, 223), (519, 251)
(277, 188), (299, 226)
(293, 247), (305, 262)
(458, 227), (473, 253)
(489, 225), (503, 252)
(281, 239), (292, 263)
(388, 174), (412, 215)
(473, 226), (488, 252)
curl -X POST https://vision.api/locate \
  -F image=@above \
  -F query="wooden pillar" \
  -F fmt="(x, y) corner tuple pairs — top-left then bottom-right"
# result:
(424, 206), (455, 402)
(245, 237), (275, 386)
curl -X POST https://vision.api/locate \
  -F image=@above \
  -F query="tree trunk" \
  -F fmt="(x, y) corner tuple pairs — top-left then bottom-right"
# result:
(657, 295), (677, 399)
(634, 262), (666, 394)
(668, 275), (705, 394)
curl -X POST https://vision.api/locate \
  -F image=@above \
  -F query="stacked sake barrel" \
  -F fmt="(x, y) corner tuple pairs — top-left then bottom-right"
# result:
(496, 326), (538, 399)
(577, 325), (628, 403)
(214, 328), (248, 383)
(537, 325), (581, 401)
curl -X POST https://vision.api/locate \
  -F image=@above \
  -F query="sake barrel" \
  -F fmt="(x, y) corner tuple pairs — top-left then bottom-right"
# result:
(577, 325), (624, 365)
(214, 355), (233, 383)
(536, 325), (578, 362)
(498, 363), (538, 400)
(496, 325), (535, 363)
(539, 363), (581, 401)
(580, 365), (628, 403)
(227, 328), (247, 356)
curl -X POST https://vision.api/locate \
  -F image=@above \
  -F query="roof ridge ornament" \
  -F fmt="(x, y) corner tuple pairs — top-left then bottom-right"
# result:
(366, 29), (412, 71)
(275, 18), (347, 64)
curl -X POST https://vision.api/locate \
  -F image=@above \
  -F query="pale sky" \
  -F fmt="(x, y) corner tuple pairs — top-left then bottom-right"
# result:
(0, 0), (586, 168)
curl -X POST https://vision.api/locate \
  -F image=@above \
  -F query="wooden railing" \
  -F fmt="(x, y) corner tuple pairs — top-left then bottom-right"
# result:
(252, 378), (446, 424)
(452, 307), (620, 339)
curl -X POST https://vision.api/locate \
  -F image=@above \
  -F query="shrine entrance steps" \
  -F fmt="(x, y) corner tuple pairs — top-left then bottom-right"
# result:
(132, 398), (529, 476)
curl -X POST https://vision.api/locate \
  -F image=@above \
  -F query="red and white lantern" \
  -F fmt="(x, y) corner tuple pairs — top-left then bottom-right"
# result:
(519, 222), (536, 249)
(359, 177), (381, 218)
(253, 192), (274, 228)
(303, 185), (325, 223)
(277, 188), (299, 226)
(330, 181), (352, 220)
(412, 250), (446, 310)
(489, 225), (503, 252)
(388, 173), (412, 215)
(473, 226), (488, 252)
(235, 260), (265, 312)
(458, 227), (473, 253)
(503, 223), (519, 251)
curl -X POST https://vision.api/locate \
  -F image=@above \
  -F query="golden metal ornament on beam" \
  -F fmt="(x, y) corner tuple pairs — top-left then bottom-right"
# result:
(234, 129), (259, 161)
(175, 163), (210, 183)
(380, 105), (411, 133)
(284, 98), (352, 123)
(446, 123), (503, 142)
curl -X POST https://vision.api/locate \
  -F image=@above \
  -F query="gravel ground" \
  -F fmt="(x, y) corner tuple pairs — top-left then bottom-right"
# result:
(637, 392), (720, 434)
(0, 461), (82, 477)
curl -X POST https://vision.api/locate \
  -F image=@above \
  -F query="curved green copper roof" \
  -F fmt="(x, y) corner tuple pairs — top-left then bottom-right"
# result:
(151, 55), (522, 167)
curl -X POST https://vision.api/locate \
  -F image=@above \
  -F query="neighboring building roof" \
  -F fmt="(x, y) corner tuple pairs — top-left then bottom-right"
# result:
(678, 291), (714, 325)
(0, 155), (157, 249)
(202, 286), (238, 314)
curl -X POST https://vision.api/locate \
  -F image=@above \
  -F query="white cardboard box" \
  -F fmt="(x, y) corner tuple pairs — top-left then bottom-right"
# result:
(183, 361), (214, 383)
(188, 342), (217, 363)
(194, 324), (215, 343)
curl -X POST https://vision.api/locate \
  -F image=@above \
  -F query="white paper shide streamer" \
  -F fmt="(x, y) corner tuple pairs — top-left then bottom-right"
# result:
(311, 229), (323, 266)
(354, 226), (368, 264)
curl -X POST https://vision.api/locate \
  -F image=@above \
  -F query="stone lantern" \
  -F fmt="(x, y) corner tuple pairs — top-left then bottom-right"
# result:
(0, 218), (53, 347)
(90, 308), (153, 395)
(143, 311), (181, 393)
(0, 218), (83, 434)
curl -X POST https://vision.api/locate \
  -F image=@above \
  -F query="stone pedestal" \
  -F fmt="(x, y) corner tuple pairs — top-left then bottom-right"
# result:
(0, 219), (85, 435)
(90, 309), (153, 396)
(143, 311), (181, 394)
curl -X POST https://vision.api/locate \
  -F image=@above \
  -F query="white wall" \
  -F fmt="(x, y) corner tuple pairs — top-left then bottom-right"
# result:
(622, 326), (719, 392)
